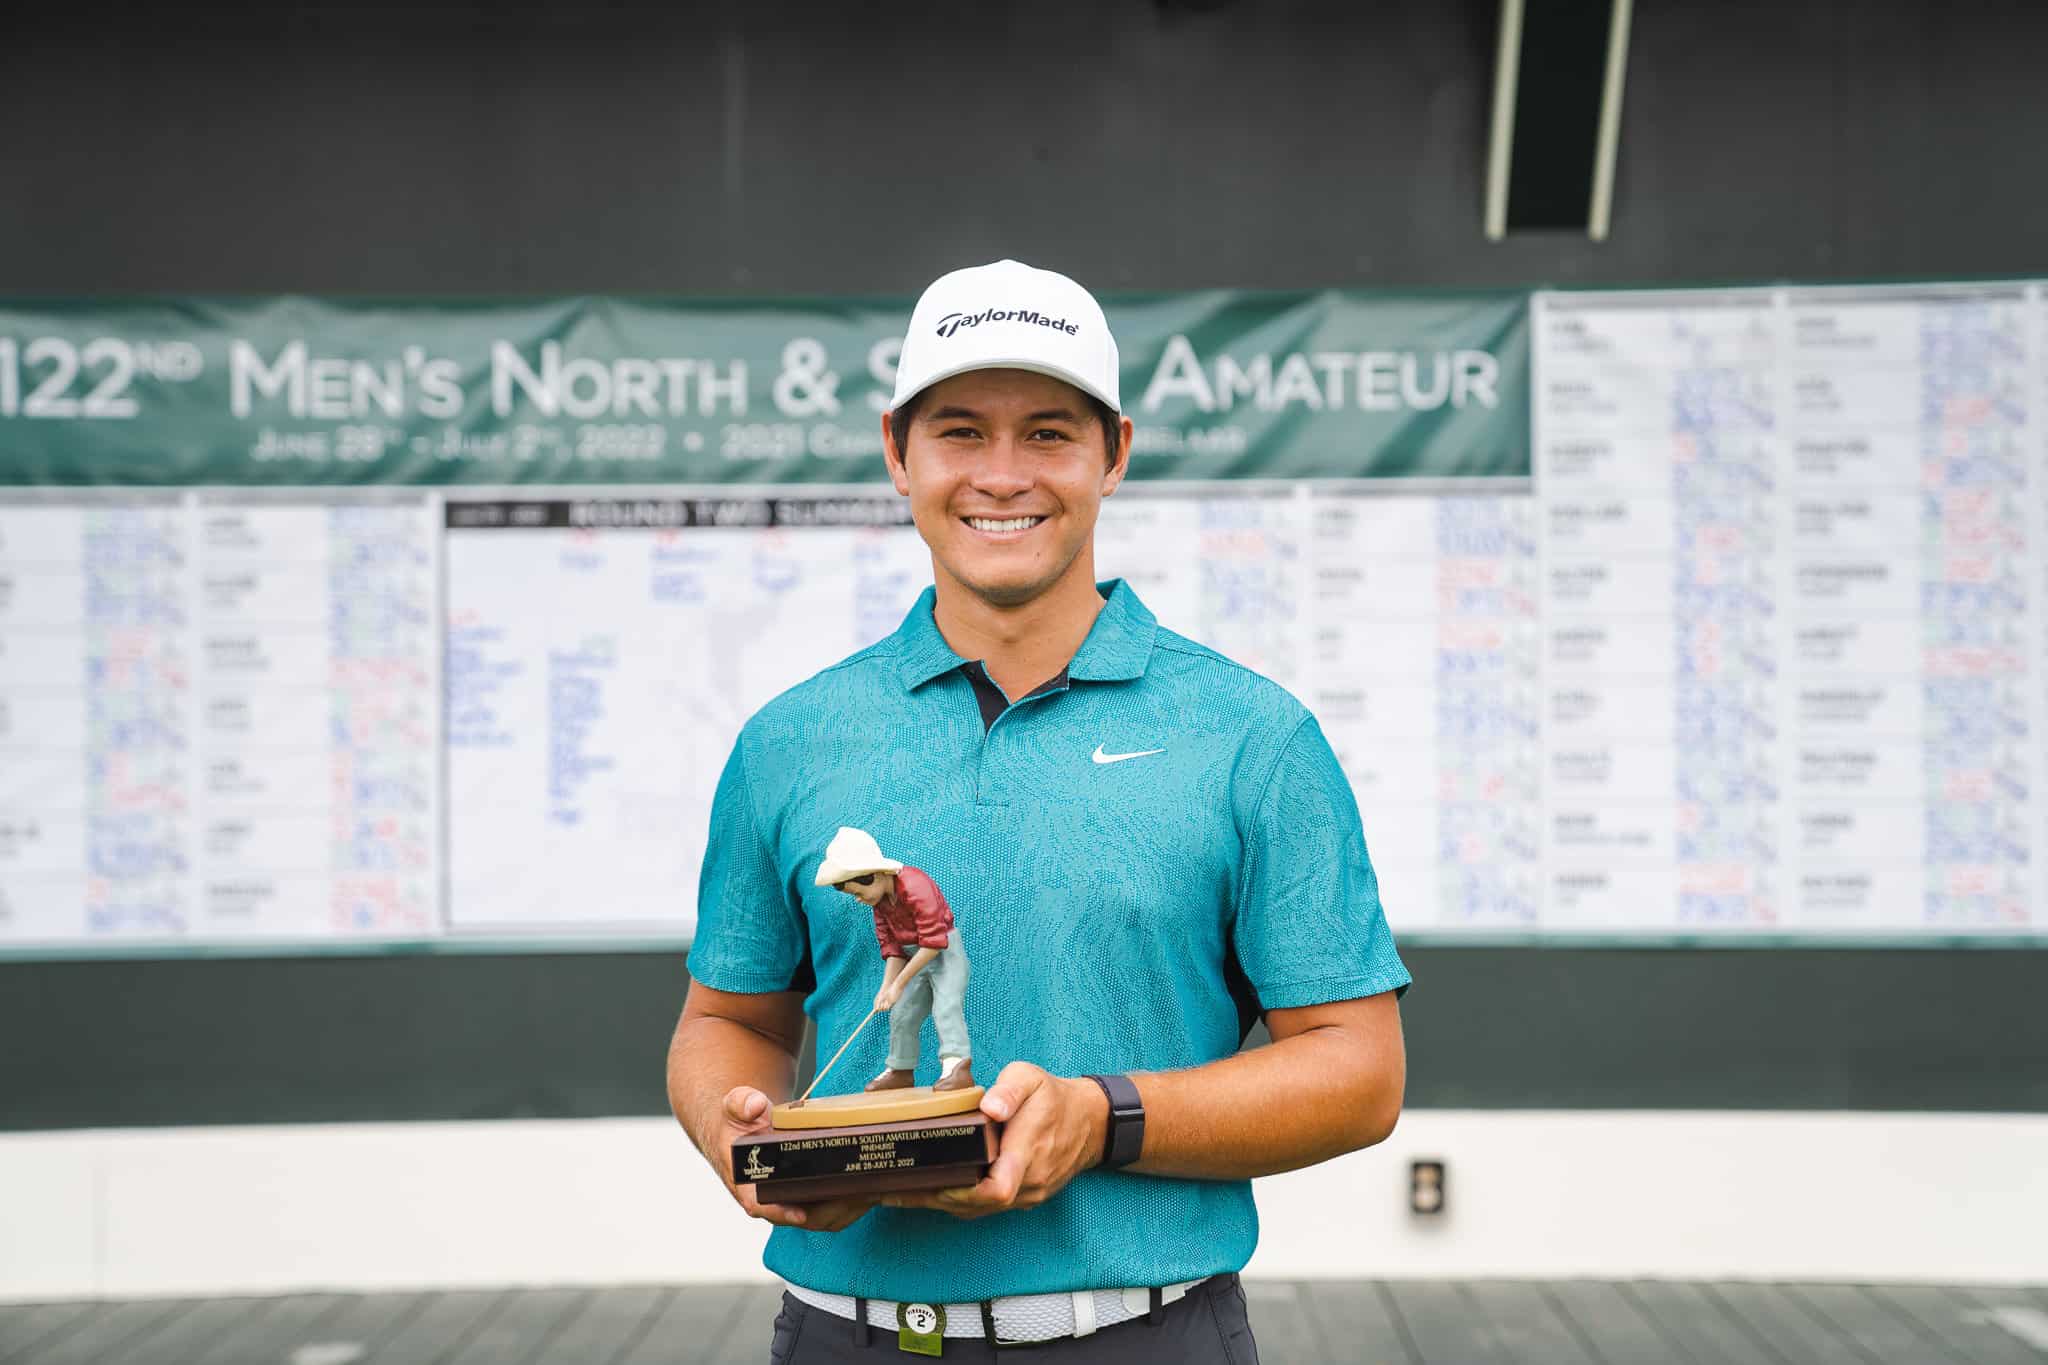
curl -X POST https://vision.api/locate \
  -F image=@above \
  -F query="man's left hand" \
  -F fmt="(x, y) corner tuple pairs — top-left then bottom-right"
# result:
(878, 1062), (1108, 1219)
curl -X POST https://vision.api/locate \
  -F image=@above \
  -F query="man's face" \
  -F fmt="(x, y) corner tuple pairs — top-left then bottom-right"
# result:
(884, 368), (1131, 609)
(836, 872), (890, 906)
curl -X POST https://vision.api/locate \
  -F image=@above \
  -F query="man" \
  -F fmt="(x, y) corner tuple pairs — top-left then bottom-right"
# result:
(670, 259), (1408, 1362)
(813, 825), (976, 1093)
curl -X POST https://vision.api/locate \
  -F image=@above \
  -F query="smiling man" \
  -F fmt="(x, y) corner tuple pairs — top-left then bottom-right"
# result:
(670, 260), (1410, 1362)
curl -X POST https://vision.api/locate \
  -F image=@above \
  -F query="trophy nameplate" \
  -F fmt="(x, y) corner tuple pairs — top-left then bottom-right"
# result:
(733, 1092), (999, 1202)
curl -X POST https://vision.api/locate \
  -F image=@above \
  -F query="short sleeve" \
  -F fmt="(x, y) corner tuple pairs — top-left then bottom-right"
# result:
(685, 737), (809, 993)
(1234, 714), (1411, 1009)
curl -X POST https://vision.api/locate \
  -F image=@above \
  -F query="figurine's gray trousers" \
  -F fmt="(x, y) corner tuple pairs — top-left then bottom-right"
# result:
(885, 935), (971, 1071)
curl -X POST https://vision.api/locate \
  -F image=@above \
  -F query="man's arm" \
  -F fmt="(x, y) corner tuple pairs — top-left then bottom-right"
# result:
(1120, 990), (1404, 1178)
(669, 976), (879, 1232)
(881, 990), (1404, 1217)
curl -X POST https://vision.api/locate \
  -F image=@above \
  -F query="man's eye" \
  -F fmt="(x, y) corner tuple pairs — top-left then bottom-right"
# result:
(940, 427), (979, 439)
(1030, 428), (1071, 442)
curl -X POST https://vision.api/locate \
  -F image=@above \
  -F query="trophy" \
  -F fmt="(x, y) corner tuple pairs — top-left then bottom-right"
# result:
(732, 827), (998, 1203)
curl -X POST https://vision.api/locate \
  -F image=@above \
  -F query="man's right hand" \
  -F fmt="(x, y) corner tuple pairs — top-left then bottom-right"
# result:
(719, 1085), (877, 1233)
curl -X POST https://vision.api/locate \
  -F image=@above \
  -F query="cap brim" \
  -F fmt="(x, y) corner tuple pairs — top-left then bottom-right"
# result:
(892, 357), (1120, 416)
(814, 859), (905, 886)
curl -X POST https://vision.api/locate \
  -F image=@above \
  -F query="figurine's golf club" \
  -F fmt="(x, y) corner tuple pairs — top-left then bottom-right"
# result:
(791, 1003), (883, 1107)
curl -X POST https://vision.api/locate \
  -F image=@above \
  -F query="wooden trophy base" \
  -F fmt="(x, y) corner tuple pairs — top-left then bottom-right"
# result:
(735, 1086), (998, 1203)
(770, 1085), (984, 1129)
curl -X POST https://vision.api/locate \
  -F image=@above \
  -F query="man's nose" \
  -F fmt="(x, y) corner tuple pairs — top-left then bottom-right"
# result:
(967, 436), (1036, 498)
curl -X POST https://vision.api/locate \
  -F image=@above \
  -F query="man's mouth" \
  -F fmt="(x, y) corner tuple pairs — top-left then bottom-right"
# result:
(963, 515), (1047, 535)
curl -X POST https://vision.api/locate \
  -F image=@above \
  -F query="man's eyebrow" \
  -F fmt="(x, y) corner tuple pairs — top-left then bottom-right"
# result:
(921, 406), (984, 423)
(1023, 409), (1086, 424)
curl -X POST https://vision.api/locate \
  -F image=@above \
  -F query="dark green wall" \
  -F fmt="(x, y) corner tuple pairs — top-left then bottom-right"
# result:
(6, 1), (2048, 296)
(3, 947), (2041, 1131)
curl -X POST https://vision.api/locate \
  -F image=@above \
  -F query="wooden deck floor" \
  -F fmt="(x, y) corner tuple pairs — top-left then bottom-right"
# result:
(3, 1280), (2045, 1363)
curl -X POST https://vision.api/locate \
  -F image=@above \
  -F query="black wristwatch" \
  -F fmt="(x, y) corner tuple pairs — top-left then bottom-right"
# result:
(1083, 1073), (1145, 1169)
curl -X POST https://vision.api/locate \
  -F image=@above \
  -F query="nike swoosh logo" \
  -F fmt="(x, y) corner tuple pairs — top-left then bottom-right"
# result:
(1092, 745), (1165, 765)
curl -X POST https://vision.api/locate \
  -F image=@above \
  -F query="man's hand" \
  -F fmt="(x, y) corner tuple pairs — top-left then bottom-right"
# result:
(719, 1085), (876, 1233)
(879, 1062), (1108, 1220)
(873, 980), (903, 1012)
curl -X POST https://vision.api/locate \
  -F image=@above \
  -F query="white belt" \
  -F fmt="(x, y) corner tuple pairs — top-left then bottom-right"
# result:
(786, 1278), (1209, 1343)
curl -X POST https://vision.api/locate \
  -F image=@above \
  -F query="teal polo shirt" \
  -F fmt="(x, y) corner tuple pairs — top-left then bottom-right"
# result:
(686, 577), (1409, 1303)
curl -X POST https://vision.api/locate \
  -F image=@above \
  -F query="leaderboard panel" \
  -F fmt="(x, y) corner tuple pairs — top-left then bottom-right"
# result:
(1314, 493), (1541, 932)
(440, 489), (1504, 939)
(0, 493), (439, 943)
(1, 482), (1543, 947)
(442, 495), (930, 932)
(1535, 284), (2046, 933)
(1094, 489), (1542, 934)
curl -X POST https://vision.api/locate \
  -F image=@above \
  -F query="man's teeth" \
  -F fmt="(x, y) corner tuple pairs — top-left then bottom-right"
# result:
(968, 516), (1044, 533)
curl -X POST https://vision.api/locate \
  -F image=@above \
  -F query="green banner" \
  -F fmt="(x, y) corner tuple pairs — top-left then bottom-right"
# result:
(0, 291), (1527, 486)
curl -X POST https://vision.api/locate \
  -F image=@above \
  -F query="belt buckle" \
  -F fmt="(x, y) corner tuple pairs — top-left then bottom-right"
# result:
(977, 1298), (1046, 1350)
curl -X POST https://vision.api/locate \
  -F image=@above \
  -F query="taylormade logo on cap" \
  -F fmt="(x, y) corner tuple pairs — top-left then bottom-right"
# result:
(892, 259), (1121, 413)
(935, 309), (1082, 339)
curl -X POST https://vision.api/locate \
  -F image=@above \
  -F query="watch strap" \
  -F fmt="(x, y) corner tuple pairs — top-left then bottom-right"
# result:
(1083, 1073), (1145, 1169)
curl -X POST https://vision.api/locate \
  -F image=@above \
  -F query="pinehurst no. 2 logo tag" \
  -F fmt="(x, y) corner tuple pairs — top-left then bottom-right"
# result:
(897, 1301), (944, 1356)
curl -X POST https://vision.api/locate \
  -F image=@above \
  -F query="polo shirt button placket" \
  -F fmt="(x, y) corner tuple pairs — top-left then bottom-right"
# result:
(974, 681), (1003, 810)
(978, 702), (1030, 809)
(970, 665), (1069, 808)
(976, 716), (1004, 809)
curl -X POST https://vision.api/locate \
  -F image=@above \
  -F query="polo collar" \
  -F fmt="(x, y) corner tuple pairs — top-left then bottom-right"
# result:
(892, 587), (968, 690)
(1067, 578), (1158, 681)
(892, 577), (1159, 692)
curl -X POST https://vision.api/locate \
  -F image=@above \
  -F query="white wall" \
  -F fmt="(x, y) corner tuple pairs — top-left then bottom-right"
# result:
(3, 1110), (2044, 1302)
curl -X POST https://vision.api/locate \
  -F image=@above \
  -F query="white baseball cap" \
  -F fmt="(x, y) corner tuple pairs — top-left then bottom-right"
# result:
(890, 259), (1121, 414)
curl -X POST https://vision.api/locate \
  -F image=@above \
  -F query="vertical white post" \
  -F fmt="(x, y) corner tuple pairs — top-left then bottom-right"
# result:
(1484, 0), (1526, 242)
(1588, 0), (1635, 241)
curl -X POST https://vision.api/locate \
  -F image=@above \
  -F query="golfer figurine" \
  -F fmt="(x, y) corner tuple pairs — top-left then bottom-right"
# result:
(813, 826), (976, 1094)
(732, 826), (996, 1200)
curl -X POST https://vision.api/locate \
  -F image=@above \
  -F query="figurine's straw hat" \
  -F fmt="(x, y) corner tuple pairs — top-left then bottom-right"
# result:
(813, 826), (905, 887)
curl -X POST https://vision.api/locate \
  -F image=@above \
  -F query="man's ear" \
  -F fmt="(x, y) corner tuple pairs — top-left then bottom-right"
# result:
(881, 412), (912, 496)
(1102, 415), (1135, 495)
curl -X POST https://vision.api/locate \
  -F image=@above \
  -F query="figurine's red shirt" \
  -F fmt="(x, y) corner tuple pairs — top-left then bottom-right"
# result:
(872, 865), (954, 958)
